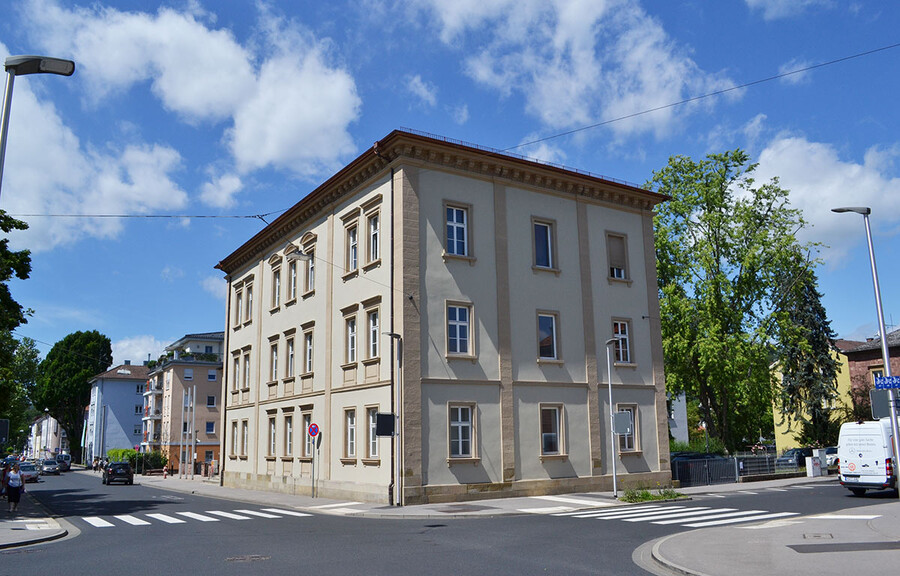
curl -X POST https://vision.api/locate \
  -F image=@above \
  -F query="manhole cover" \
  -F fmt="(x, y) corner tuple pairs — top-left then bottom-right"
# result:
(226, 555), (271, 563)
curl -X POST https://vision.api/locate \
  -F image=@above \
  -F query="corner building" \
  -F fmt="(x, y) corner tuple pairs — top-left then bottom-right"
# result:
(216, 130), (670, 504)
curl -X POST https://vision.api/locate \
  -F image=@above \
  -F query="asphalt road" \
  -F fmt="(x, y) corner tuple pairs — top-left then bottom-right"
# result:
(2, 472), (891, 576)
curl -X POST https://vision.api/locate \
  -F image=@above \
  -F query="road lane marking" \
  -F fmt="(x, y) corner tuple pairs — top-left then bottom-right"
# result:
(310, 501), (362, 509)
(808, 514), (881, 520)
(622, 508), (725, 522)
(261, 508), (312, 517)
(553, 504), (661, 517)
(83, 517), (115, 527)
(146, 513), (186, 524)
(177, 512), (220, 522)
(234, 509), (282, 518)
(683, 511), (799, 527)
(593, 506), (691, 520)
(533, 495), (618, 507)
(652, 510), (767, 525)
(520, 506), (575, 514)
(115, 515), (151, 526)
(206, 510), (251, 520)
(737, 491), (758, 495)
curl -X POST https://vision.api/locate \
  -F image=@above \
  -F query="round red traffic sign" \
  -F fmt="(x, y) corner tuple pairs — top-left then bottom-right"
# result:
(308, 423), (319, 437)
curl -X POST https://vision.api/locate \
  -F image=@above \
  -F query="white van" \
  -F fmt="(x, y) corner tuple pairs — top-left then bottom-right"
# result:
(56, 453), (71, 471)
(837, 418), (897, 496)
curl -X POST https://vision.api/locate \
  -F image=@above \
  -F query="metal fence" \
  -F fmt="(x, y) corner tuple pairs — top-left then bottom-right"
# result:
(671, 454), (797, 487)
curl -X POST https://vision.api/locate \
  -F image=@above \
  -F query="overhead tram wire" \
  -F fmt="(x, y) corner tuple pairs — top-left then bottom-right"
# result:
(9, 209), (289, 224)
(502, 41), (900, 152)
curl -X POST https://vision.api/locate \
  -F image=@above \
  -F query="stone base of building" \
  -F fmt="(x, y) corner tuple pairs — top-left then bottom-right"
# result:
(222, 469), (672, 506)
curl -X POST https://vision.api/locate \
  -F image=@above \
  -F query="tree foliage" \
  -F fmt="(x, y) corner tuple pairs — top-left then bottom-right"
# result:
(0, 210), (31, 332)
(0, 336), (40, 450)
(651, 150), (811, 451)
(33, 331), (112, 463)
(773, 263), (841, 446)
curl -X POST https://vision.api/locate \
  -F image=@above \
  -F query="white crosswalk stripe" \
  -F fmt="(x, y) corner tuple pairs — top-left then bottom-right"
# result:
(261, 508), (312, 517)
(146, 513), (185, 524)
(79, 507), (316, 528)
(115, 515), (151, 526)
(206, 510), (251, 520)
(83, 516), (115, 527)
(177, 512), (220, 522)
(541, 504), (800, 529)
(234, 509), (281, 518)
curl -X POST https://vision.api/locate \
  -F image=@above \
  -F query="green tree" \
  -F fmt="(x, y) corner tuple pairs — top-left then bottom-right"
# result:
(650, 150), (810, 451)
(773, 262), (841, 446)
(33, 331), (112, 463)
(0, 336), (41, 450)
(0, 210), (31, 333)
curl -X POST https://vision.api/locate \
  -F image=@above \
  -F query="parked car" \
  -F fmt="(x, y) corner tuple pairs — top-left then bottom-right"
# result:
(102, 461), (134, 485)
(56, 454), (71, 471)
(18, 462), (40, 483)
(838, 418), (896, 496)
(40, 458), (60, 475)
(671, 452), (728, 462)
(824, 446), (838, 467)
(775, 447), (814, 468)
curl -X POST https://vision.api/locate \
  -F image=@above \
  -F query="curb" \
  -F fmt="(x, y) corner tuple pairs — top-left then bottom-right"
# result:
(0, 493), (68, 550)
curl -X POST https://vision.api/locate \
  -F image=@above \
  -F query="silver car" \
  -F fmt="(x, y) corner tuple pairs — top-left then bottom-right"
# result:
(40, 459), (60, 475)
(18, 463), (40, 482)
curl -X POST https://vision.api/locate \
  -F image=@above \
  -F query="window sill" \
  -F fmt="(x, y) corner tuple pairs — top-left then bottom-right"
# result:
(363, 259), (381, 272)
(341, 362), (358, 371)
(264, 456), (276, 462)
(241, 387), (251, 393)
(228, 455), (238, 460)
(607, 276), (633, 286)
(442, 252), (476, 265)
(340, 458), (357, 466)
(362, 458), (381, 467)
(280, 456), (294, 461)
(361, 357), (380, 366)
(539, 453), (568, 463)
(619, 450), (642, 457)
(302, 289), (315, 300)
(297, 457), (312, 463)
(243, 319), (253, 327)
(532, 265), (561, 276)
(269, 305), (281, 314)
(285, 297), (297, 307)
(447, 457), (480, 466)
(342, 269), (359, 282)
(537, 358), (563, 366)
(283, 376), (295, 384)
(238, 456), (248, 461)
(613, 362), (638, 369)
(446, 354), (477, 364)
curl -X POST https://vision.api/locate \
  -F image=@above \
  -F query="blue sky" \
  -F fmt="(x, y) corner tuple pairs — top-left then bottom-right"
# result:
(1, 0), (898, 365)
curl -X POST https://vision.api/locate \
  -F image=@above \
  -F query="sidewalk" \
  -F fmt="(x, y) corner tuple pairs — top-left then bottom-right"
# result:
(3, 467), (898, 576)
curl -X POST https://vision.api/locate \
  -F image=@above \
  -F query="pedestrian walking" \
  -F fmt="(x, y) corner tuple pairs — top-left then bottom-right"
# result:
(6, 463), (24, 513)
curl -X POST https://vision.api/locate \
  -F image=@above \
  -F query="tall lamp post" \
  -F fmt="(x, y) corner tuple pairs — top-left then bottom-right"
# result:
(384, 332), (403, 506)
(0, 55), (75, 201)
(832, 206), (900, 499)
(605, 337), (619, 498)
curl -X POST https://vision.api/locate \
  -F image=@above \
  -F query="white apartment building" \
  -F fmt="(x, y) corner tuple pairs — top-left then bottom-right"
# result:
(85, 362), (149, 463)
(216, 130), (670, 504)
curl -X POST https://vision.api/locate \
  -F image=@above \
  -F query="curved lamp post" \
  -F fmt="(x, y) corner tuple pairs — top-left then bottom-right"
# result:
(0, 55), (75, 201)
(832, 206), (900, 499)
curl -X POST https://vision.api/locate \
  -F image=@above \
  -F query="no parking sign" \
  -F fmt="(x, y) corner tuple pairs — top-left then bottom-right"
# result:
(308, 423), (319, 436)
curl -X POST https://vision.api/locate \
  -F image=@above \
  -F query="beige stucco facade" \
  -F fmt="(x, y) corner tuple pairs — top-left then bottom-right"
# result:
(217, 130), (670, 504)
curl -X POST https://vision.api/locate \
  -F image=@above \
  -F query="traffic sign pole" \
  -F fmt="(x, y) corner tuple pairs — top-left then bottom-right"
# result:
(308, 423), (319, 498)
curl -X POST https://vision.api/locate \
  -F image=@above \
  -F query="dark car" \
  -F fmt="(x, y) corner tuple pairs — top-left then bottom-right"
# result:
(775, 447), (814, 468)
(102, 461), (134, 485)
(40, 458), (60, 475)
(670, 451), (727, 462)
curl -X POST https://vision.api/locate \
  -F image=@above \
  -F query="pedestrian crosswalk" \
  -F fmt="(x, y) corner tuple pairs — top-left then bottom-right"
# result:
(525, 503), (799, 528)
(80, 507), (311, 528)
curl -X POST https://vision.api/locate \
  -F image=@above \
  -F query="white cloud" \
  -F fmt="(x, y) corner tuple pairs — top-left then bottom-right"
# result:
(753, 135), (900, 265)
(201, 275), (227, 301)
(160, 266), (184, 282)
(200, 173), (243, 209)
(451, 104), (469, 125)
(415, 0), (734, 139)
(406, 75), (437, 107)
(744, 0), (833, 20)
(112, 334), (168, 366)
(778, 58), (813, 84)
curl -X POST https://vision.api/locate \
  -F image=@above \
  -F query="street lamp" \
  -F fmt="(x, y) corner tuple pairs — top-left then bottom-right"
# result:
(832, 206), (900, 499)
(605, 337), (619, 498)
(384, 331), (402, 506)
(0, 55), (75, 201)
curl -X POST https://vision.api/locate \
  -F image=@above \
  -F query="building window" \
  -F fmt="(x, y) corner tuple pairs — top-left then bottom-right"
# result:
(288, 260), (298, 301)
(241, 420), (249, 456)
(366, 407), (379, 459)
(304, 330), (314, 374)
(617, 404), (638, 452)
(134, 425), (142, 435)
(303, 412), (314, 457)
(232, 357), (240, 391)
(208, 369), (217, 382)
(272, 267), (281, 308)
(347, 225), (359, 272)
(344, 409), (356, 458)
(234, 289), (243, 325)
(367, 212), (380, 263)
(367, 309), (379, 359)
(446, 205), (469, 256)
(540, 405), (562, 455)
(284, 415), (293, 456)
(533, 219), (555, 269)
(206, 395), (216, 408)
(136, 384), (143, 394)
(184, 368), (193, 381)
(305, 248), (315, 293)
(242, 353), (251, 389)
(286, 338), (295, 378)
(538, 313), (559, 360)
(449, 404), (474, 458)
(231, 421), (238, 455)
(270, 343), (278, 382)
(245, 285), (254, 322)
(206, 421), (215, 435)
(613, 320), (631, 363)
(268, 416), (276, 456)
(607, 233), (628, 280)
(134, 404), (142, 415)
(346, 317), (357, 363)
(447, 304), (471, 355)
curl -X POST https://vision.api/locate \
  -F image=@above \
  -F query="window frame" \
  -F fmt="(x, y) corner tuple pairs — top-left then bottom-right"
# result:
(616, 403), (639, 453)
(288, 260), (298, 302)
(366, 406), (379, 460)
(286, 337), (295, 379)
(532, 217), (559, 272)
(284, 414), (293, 457)
(366, 210), (380, 265)
(444, 201), (474, 260)
(346, 223), (359, 274)
(539, 404), (565, 458)
(448, 403), (476, 460)
(269, 341), (279, 383)
(271, 265), (282, 309)
(303, 329), (314, 374)
(537, 311), (561, 362)
(344, 408), (357, 460)
(345, 315), (358, 364)
(446, 302), (474, 357)
(606, 232), (629, 282)
(367, 308), (380, 360)
(612, 319), (632, 364)
(268, 415), (277, 457)
(206, 421), (215, 435)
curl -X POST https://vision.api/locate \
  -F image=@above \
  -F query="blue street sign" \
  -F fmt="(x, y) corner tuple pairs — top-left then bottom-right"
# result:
(874, 376), (900, 390)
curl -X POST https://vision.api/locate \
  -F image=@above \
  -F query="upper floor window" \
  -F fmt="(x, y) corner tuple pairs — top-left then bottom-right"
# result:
(305, 248), (316, 293)
(447, 304), (471, 355)
(232, 357), (240, 392)
(533, 219), (556, 270)
(184, 368), (193, 381)
(288, 260), (298, 301)
(449, 404), (474, 458)
(286, 337), (295, 378)
(607, 233), (628, 280)
(367, 309), (379, 359)
(270, 342), (279, 382)
(285, 415), (293, 456)
(234, 289), (243, 326)
(613, 320), (631, 363)
(346, 317), (357, 363)
(207, 369), (217, 382)
(304, 330), (314, 374)
(206, 395), (216, 408)
(271, 267), (281, 309)
(245, 285), (254, 322)
(538, 313), (559, 360)
(242, 353), (251, 390)
(446, 205), (469, 257)
(347, 225), (359, 272)
(367, 212), (380, 263)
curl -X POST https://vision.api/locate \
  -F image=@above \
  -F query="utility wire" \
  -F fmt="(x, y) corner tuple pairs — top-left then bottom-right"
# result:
(9, 210), (289, 223)
(503, 41), (900, 151)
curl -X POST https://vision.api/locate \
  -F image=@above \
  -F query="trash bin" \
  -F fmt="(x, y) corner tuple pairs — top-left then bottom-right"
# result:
(806, 456), (822, 477)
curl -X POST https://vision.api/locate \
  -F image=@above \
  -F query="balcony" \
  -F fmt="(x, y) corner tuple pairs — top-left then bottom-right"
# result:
(144, 381), (163, 395)
(142, 408), (162, 421)
(148, 351), (222, 370)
